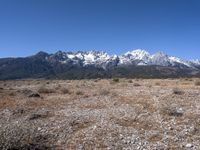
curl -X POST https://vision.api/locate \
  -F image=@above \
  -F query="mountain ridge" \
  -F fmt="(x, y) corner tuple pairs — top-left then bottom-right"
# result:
(0, 49), (200, 80)
(34, 49), (200, 69)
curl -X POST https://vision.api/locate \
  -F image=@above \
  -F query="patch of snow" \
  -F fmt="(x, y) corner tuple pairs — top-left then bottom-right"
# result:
(125, 49), (150, 60)
(190, 59), (200, 65)
(67, 54), (76, 59)
(169, 56), (191, 67)
(150, 52), (170, 66)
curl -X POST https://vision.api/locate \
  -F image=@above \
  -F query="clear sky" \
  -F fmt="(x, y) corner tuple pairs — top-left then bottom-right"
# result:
(0, 0), (200, 59)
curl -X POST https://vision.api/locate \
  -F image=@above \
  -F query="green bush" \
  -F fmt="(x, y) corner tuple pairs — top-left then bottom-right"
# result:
(112, 78), (119, 82)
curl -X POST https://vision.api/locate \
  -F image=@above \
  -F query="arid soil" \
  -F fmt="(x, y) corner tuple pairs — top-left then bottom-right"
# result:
(0, 78), (200, 150)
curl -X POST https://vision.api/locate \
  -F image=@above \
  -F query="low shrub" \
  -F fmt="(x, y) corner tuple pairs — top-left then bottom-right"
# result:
(61, 88), (70, 94)
(128, 79), (133, 83)
(99, 89), (110, 96)
(133, 83), (141, 86)
(38, 86), (56, 94)
(160, 106), (184, 117)
(155, 82), (160, 86)
(112, 78), (119, 82)
(195, 80), (200, 86)
(173, 88), (184, 95)
(76, 91), (84, 95)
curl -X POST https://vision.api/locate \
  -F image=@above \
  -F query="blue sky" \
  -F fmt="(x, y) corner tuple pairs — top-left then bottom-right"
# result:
(0, 0), (200, 59)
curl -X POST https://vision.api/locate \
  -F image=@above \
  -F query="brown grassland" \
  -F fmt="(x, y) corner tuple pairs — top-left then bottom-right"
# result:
(0, 78), (200, 149)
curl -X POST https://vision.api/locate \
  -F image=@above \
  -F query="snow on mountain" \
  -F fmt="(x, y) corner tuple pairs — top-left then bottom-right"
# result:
(120, 50), (196, 68)
(150, 52), (171, 66)
(119, 49), (151, 65)
(190, 59), (200, 65)
(169, 56), (191, 67)
(45, 49), (200, 69)
(125, 49), (150, 60)
(82, 51), (110, 65)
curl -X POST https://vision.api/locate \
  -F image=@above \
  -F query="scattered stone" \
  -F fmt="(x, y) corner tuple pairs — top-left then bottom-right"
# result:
(28, 92), (40, 98)
(13, 109), (25, 115)
(185, 143), (193, 148)
(29, 113), (43, 120)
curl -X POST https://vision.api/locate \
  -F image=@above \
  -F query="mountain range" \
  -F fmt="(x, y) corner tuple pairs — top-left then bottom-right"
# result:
(0, 49), (200, 80)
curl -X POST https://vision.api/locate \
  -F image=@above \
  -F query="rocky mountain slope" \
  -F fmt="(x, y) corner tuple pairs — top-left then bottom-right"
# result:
(0, 49), (199, 79)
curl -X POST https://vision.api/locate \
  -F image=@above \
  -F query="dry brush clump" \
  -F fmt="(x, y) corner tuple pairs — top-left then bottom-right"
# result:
(133, 83), (141, 86)
(194, 80), (200, 86)
(155, 82), (161, 86)
(21, 88), (40, 98)
(160, 105), (184, 117)
(184, 78), (193, 81)
(172, 88), (184, 95)
(76, 90), (84, 95)
(128, 79), (133, 83)
(99, 89), (110, 96)
(112, 78), (120, 83)
(38, 85), (56, 94)
(21, 88), (34, 95)
(60, 88), (70, 94)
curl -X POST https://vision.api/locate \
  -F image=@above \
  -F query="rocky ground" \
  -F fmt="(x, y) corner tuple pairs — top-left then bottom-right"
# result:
(0, 78), (200, 150)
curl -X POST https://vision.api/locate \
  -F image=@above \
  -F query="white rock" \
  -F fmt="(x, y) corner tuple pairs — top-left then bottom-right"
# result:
(186, 143), (193, 148)
(38, 127), (42, 131)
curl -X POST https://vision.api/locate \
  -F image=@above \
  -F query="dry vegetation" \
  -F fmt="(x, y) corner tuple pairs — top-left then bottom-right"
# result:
(0, 78), (200, 149)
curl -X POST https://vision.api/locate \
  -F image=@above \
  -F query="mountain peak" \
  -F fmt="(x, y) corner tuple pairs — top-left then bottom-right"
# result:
(34, 51), (49, 58)
(125, 49), (149, 56)
(36, 51), (49, 55)
(153, 51), (168, 57)
(124, 49), (150, 61)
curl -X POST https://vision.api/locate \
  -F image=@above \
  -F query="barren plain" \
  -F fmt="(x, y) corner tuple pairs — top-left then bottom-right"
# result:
(0, 78), (200, 150)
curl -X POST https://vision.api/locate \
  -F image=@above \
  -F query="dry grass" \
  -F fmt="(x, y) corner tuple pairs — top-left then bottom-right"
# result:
(0, 98), (17, 109)
(0, 78), (200, 149)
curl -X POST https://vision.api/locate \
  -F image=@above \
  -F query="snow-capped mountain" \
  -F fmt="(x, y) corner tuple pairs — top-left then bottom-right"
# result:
(47, 50), (119, 69)
(119, 49), (151, 65)
(43, 49), (199, 69)
(0, 49), (199, 80)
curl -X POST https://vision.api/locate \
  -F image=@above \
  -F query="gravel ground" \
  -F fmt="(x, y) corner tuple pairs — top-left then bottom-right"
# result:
(0, 78), (200, 150)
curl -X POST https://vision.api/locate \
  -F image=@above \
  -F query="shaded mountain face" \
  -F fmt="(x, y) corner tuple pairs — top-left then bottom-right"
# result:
(0, 49), (200, 80)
